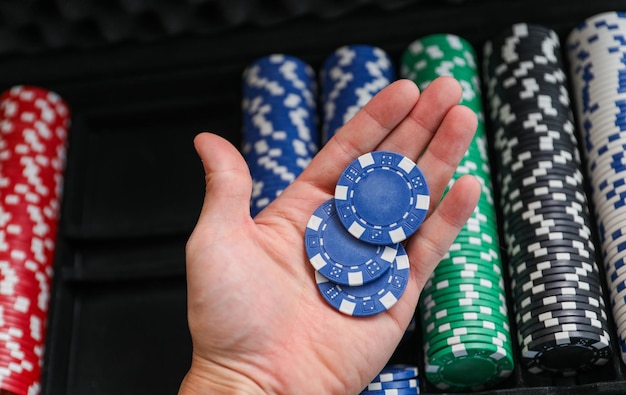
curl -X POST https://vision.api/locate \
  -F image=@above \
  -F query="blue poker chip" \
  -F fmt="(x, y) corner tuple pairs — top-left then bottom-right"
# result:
(365, 378), (419, 391)
(359, 388), (419, 395)
(335, 151), (430, 245)
(315, 246), (410, 316)
(370, 364), (419, 383)
(305, 199), (399, 286)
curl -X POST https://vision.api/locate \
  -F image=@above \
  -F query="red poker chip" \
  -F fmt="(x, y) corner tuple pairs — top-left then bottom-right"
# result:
(0, 132), (68, 167)
(0, 242), (56, 268)
(0, 184), (44, 205)
(0, 321), (45, 351)
(0, 341), (40, 368)
(0, 271), (50, 296)
(0, 117), (69, 143)
(1, 84), (69, 109)
(0, 327), (41, 349)
(0, 296), (37, 316)
(0, 122), (69, 153)
(0, 274), (52, 302)
(0, 321), (48, 353)
(1, 212), (57, 241)
(0, 126), (58, 155)
(0, 333), (44, 365)
(0, 158), (63, 183)
(0, 177), (61, 195)
(0, 310), (47, 335)
(0, 270), (48, 297)
(1, 100), (63, 125)
(0, 85), (52, 102)
(0, 87), (69, 121)
(0, 179), (58, 203)
(0, 219), (44, 241)
(0, 302), (46, 325)
(1, 199), (62, 223)
(0, 374), (29, 395)
(0, 350), (39, 376)
(0, 238), (52, 263)
(0, 354), (41, 388)
(0, 273), (43, 298)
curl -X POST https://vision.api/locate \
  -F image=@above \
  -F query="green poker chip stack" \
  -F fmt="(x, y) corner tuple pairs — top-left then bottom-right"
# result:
(401, 34), (514, 391)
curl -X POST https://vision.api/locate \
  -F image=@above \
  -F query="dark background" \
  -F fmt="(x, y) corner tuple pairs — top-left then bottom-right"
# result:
(2, 0), (626, 393)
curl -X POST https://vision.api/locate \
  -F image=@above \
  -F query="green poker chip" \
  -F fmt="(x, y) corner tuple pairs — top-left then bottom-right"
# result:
(433, 261), (504, 285)
(422, 287), (506, 310)
(423, 313), (511, 342)
(423, 298), (508, 324)
(425, 317), (511, 337)
(426, 333), (513, 358)
(424, 275), (504, 291)
(423, 296), (506, 316)
(427, 326), (512, 349)
(424, 342), (514, 391)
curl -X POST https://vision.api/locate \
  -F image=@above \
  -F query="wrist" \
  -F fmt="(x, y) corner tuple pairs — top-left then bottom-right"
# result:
(178, 354), (266, 395)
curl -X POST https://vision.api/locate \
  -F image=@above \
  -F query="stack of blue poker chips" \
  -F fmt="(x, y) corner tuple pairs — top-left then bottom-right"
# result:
(306, 151), (430, 317)
(484, 22), (612, 376)
(566, 11), (626, 365)
(241, 54), (319, 216)
(320, 44), (395, 144)
(360, 364), (420, 395)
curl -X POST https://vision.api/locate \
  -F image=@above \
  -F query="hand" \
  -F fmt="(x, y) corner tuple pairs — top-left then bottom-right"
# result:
(178, 77), (481, 395)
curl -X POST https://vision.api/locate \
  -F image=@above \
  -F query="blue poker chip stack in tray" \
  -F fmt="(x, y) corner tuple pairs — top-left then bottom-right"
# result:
(483, 22), (613, 376)
(320, 44), (395, 144)
(401, 33), (514, 392)
(241, 54), (319, 217)
(360, 364), (421, 395)
(567, 11), (626, 365)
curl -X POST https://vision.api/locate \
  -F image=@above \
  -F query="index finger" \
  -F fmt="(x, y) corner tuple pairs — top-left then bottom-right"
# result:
(297, 79), (421, 194)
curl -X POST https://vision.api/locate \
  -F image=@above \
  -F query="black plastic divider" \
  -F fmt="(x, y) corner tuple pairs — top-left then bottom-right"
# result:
(8, 0), (623, 393)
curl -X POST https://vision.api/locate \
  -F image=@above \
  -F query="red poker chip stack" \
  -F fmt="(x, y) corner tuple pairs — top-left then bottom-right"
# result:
(0, 85), (70, 395)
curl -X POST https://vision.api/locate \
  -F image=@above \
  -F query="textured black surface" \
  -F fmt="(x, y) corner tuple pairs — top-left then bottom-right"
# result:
(1, 0), (622, 394)
(0, 0), (423, 54)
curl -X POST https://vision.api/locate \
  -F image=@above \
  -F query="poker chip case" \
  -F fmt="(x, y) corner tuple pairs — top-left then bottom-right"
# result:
(2, 0), (626, 394)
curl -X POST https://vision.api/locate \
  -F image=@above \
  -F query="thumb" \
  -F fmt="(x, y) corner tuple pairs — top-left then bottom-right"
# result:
(192, 132), (253, 235)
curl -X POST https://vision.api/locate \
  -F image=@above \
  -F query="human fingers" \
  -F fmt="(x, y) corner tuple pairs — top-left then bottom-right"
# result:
(376, 76), (463, 161)
(296, 79), (420, 195)
(188, 132), (254, 240)
(404, 174), (482, 294)
(416, 104), (478, 212)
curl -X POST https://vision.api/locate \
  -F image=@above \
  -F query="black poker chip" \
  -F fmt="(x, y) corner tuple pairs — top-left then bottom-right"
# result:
(505, 231), (593, 251)
(511, 264), (602, 285)
(513, 282), (605, 307)
(513, 272), (603, 291)
(517, 303), (609, 325)
(519, 315), (608, 338)
(517, 300), (609, 325)
(516, 293), (606, 321)
(510, 258), (599, 277)
(520, 321), (611, 348)
(514, 271), (603, 289)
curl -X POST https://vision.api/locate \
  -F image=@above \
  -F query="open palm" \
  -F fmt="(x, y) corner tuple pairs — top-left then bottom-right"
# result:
(179, 77), (481, 395)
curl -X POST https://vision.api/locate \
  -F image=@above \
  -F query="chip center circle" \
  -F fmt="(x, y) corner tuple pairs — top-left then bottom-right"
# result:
(324, 214), (380, 264)
(353, 169), (410, 225)
(441, 357), (496, 386)
(536, 344), (596, 370)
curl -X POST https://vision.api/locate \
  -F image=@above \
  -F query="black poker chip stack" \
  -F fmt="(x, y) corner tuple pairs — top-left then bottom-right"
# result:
(483, 23), (613, 376)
